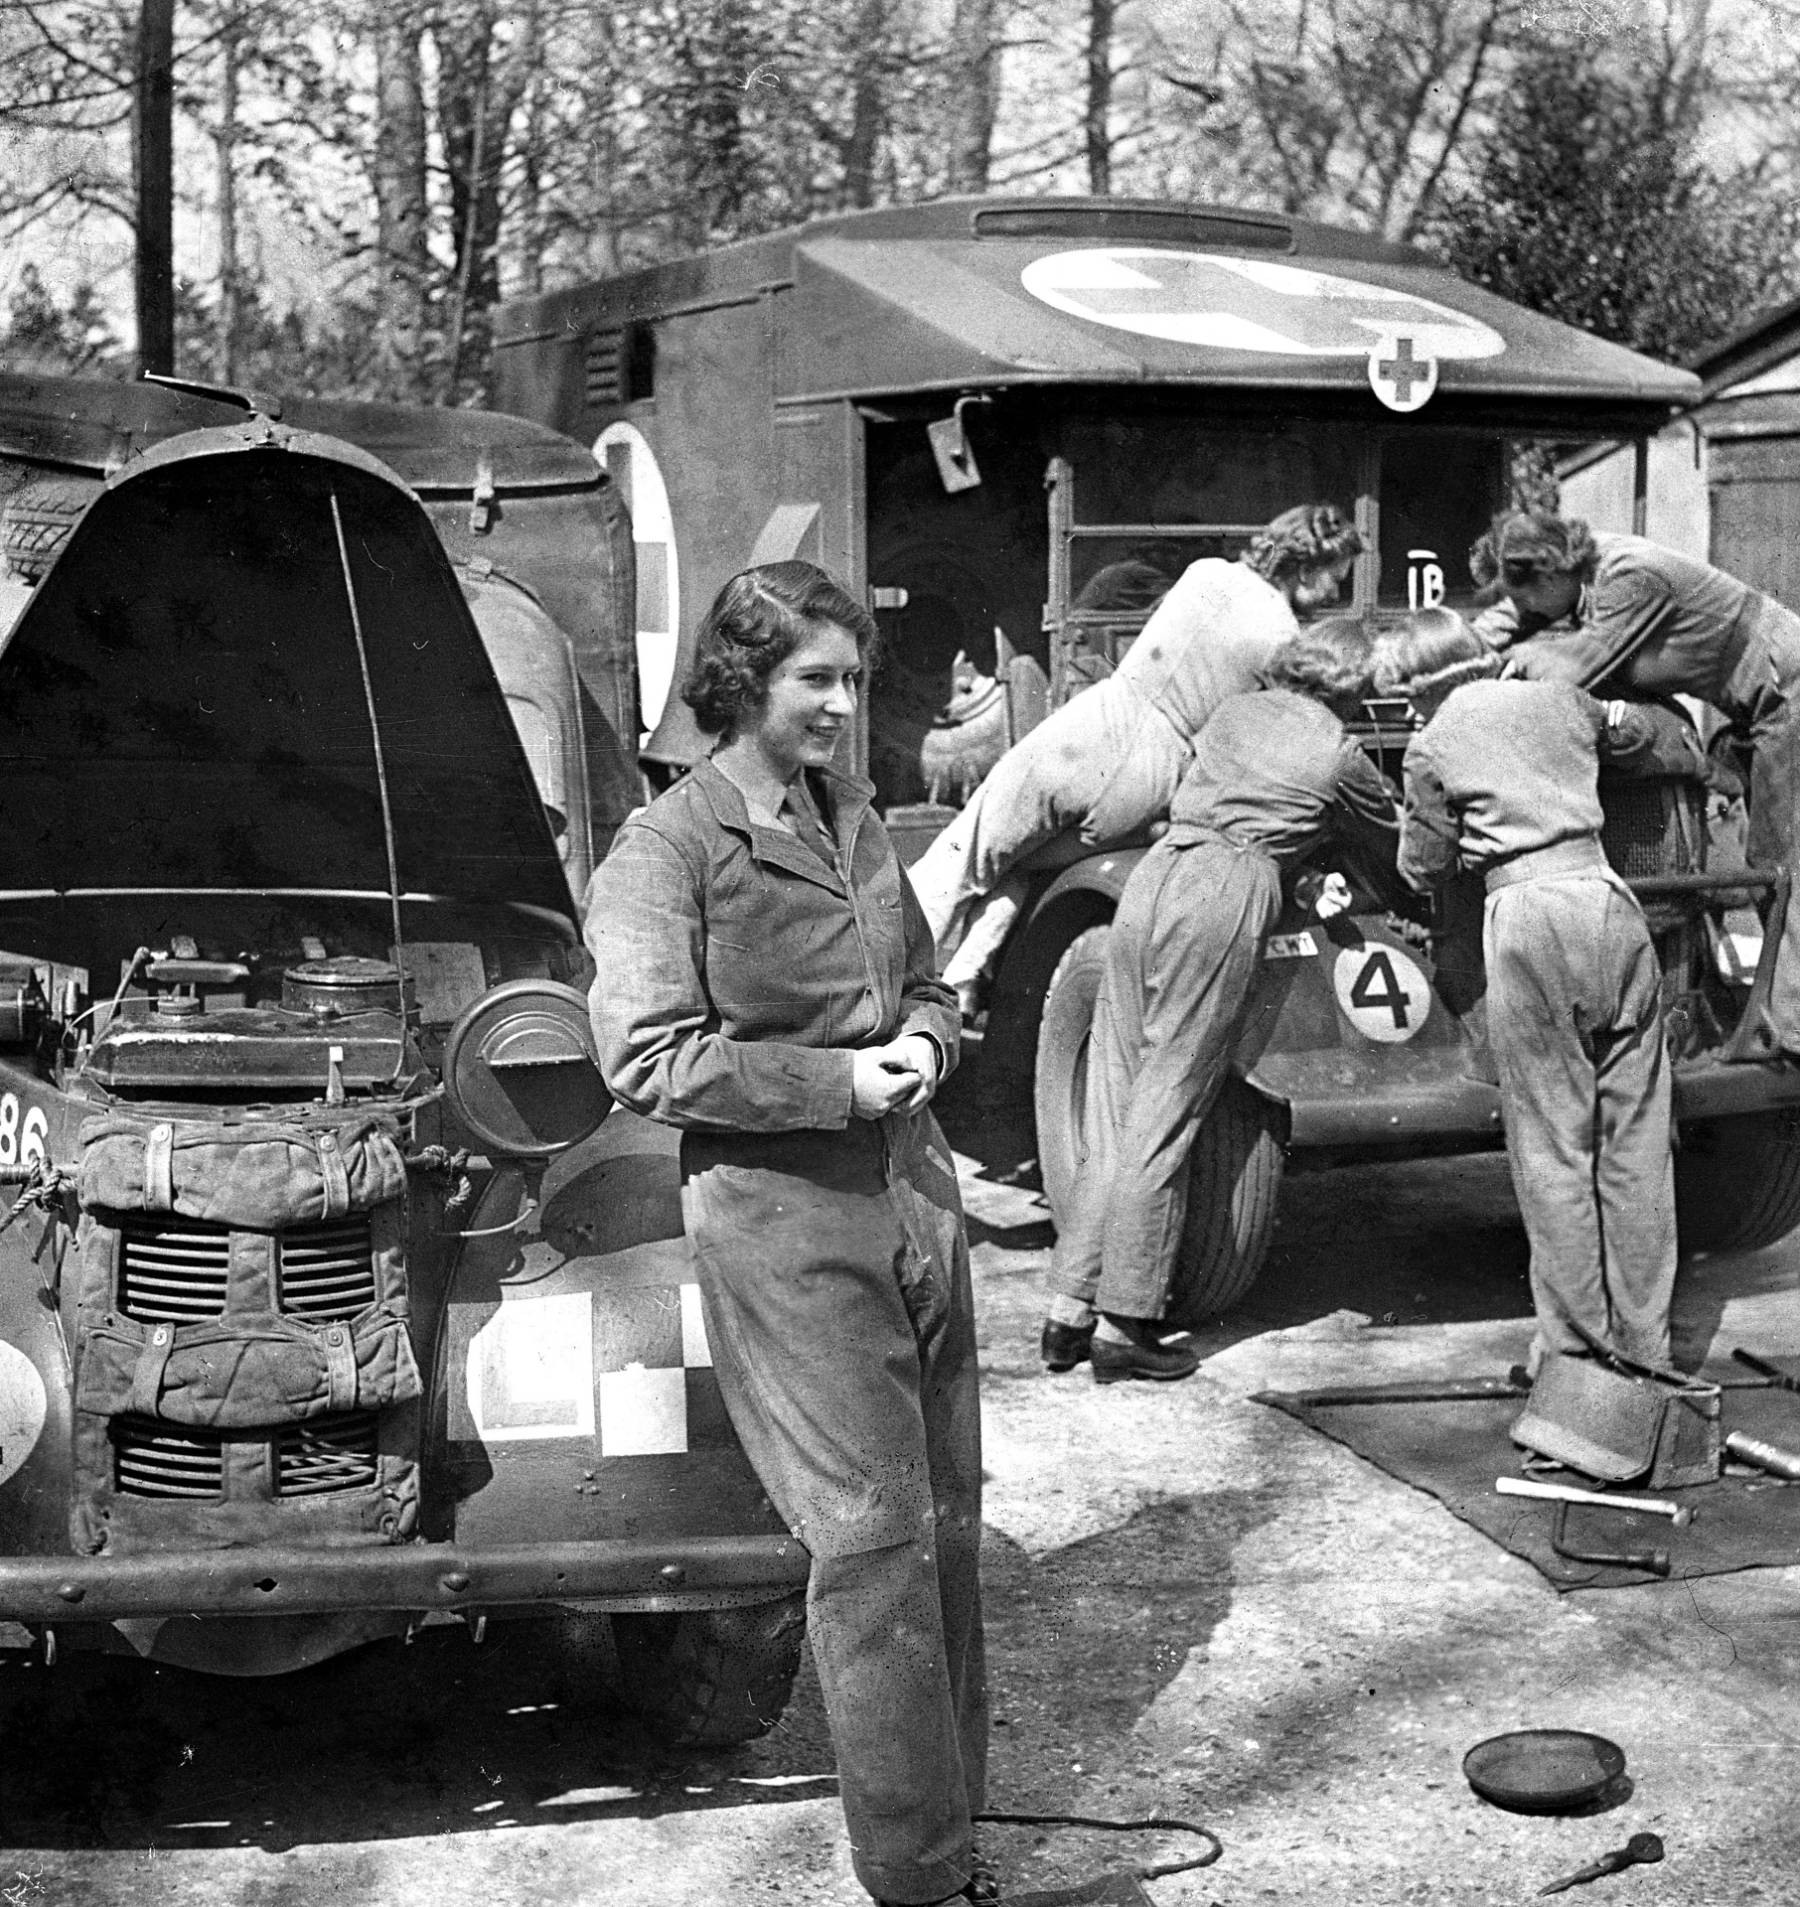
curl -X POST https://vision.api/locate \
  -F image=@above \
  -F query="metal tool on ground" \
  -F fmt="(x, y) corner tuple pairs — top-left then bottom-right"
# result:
(1537, 1831), (1666, 1896)
(1495, 1475), (1696, 1525)
(1731, 1347), (1800, 1393)
(976, 1807), (1221, 1904)
(1724, 1430), (1800, 1480)
(1550, 1502), (1670, 1577)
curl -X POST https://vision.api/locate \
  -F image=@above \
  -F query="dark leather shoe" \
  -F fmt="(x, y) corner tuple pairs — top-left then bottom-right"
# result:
(1092, 1322), (1200, 1384)
(1040, 1317), (1095, 1371)
(876, 1860), (999, 1907)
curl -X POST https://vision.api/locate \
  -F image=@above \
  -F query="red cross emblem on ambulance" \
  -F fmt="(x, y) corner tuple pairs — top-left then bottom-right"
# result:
(1369, 333), (1439, 412)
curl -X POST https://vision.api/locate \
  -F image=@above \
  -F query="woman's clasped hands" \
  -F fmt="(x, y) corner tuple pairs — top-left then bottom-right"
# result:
(851, 1034), (941, 1119)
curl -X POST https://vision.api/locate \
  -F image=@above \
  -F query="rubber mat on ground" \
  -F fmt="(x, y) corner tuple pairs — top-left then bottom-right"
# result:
(1255, 1370), (1800, 1591)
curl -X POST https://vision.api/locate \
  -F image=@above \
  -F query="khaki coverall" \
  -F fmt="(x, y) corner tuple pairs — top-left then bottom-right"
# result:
(908, 558), (1300, 973)
(586, 757), (983, 1907)
(1399, 677), (1682, 1369)
(1500, 533), (1800, 1054)
(1053, 690), (1399, 1320)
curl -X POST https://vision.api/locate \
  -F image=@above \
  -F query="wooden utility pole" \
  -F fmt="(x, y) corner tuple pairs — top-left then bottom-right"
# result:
(134, 0), (176, 376)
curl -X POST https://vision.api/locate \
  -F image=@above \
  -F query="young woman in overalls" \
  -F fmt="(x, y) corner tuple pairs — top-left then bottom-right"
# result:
(585, 562), (992, 1907)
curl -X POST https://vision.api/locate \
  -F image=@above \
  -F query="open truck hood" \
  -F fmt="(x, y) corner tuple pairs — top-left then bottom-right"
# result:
(0, 419), (576, 920)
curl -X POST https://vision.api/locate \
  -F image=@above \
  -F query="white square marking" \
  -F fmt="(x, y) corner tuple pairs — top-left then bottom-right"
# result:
(466, 1291), (595, 1443)
(680, 1284), (712, 1367)
(599, 1364), (689, 1456)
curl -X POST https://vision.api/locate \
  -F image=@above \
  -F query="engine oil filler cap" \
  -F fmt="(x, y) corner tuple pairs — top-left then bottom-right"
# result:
(1462, 1729), (1626, 1813)
(443, 979), (611, 1159)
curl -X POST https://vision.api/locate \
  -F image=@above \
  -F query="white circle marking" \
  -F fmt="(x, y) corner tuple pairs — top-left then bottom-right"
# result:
(1332, 944), (1433, 1044)
(0, 1339), (48, 1488)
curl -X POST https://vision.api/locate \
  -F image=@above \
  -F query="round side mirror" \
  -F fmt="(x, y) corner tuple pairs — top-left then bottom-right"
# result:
(442, 979), (611, 1159)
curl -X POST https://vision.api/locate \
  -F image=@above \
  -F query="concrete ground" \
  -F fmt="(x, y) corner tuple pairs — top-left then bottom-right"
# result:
(1, 1062), (1796, 1906)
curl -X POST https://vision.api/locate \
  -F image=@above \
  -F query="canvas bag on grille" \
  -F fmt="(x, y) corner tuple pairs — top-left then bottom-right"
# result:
(71, 1111), (421, 1554)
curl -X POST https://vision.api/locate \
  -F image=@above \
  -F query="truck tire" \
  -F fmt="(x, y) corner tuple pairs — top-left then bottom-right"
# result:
(1, 478), (93, 583)
(1676, 1108), (1800, 1254)
(1034, 923), (1286, 1321)
(609, 1592), (807, 1746)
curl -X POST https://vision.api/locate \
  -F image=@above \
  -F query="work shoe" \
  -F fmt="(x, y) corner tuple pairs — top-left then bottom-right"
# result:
(1040, 1316), (1095, 1371)
(875, 1857), (1000, 1907)
(1092, 1316), (1200, 1384)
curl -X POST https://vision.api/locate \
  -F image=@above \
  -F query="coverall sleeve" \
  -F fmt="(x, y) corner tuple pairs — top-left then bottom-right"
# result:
(1585, 693), (1710, 781)
(1506, 560), (1673, 688)
(584, 821), (857, 1133)
(895, 869), (961, 1082)
(1328, 744), (1407, 907)
(1397, 739), (1461, 893)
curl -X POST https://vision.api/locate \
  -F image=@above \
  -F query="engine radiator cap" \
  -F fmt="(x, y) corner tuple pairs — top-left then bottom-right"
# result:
(283, 957), (415, 1019)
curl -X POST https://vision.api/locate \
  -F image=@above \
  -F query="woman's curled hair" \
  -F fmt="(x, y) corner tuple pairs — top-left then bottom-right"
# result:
(1262, 613), (1373, 713)
(1468, 510), (1599, 592)
(1242, 503), (1363, 588)
(1371, 607), (1495, 697)
(683, 560), (880, 738)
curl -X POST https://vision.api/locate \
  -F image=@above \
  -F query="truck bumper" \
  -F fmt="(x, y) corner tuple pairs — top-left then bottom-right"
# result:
(0, 1533), (809, 1625)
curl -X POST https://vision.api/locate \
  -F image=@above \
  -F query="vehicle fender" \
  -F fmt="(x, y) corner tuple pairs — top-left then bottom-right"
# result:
(426, 1106), (787, 1558)
(994, 859), (1496, 1151)
(0, 1062), (83, 1557)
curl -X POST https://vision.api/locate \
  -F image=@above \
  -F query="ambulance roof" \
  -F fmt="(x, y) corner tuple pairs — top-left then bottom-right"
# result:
(495, 197), (1699, 415)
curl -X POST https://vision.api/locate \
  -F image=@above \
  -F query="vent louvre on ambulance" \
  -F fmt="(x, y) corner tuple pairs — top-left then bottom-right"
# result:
(971, 205), (1292, 251)
(585, 323), (654, 407)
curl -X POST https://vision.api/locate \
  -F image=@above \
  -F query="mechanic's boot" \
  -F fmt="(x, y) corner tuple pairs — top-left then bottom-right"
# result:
(1040, 1316), (1096, 1371)
(1092, 1314), (1200, 1384)
(876, 1851), (1000, 1906)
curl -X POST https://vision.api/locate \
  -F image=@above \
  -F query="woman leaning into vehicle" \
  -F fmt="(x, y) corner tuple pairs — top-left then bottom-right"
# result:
(1474, 508), (1800, 1057)
(583, 562), (994, 1907)
(907, 502), (1364, 1015)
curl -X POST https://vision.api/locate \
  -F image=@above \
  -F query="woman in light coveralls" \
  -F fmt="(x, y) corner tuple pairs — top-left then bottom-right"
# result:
(1384, 616), (1707, 1379)
(909, 503), (1363, 1011)
(585, 563), (992, 1907)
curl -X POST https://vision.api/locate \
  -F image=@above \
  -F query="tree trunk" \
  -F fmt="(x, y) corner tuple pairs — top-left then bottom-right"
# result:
(216, 9), (241, 381)
(945, 0), (1000, 194)
(134, 0), (176, 377)
(1085, 0), (1115, 195)
(843, 0), (890, 209)
(372, 1), (432, 401)
(439, 3), (532, 399)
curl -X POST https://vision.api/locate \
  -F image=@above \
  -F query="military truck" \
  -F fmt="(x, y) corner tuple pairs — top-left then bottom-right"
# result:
(0, 413), (808, 1736)
(492, 194), (1800, 1313)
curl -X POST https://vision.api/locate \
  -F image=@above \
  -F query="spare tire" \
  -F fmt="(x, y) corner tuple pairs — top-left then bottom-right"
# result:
(1, 477), (95, 583)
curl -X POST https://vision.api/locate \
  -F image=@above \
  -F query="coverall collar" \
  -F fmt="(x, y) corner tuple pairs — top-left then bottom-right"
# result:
(690, 753), (874, 895)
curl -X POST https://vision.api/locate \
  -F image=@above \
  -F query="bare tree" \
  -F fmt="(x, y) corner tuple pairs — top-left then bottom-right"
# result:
(1085, 0), (1116, 194)
(945, 0), (1002, 193)
(371, 0), (432, 399)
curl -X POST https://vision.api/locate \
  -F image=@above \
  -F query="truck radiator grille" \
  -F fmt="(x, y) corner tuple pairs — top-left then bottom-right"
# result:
(113, 1419), (225, 1498)
(117, 1216), (231, 1321)
(277, 1219), (376, 1319)
(116, 1216), (376, 1322)
(111, 1413), (381, 1499)
(274, 1414), (380, 1496)
(1602, 778), (1704, 881)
